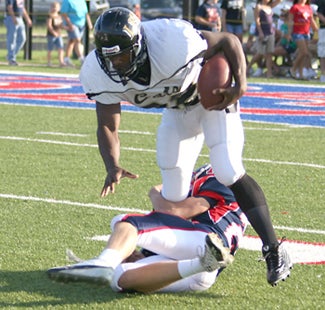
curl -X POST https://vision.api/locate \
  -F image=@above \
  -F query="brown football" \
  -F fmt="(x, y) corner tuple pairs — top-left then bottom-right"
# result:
(197, 54), (232, 111)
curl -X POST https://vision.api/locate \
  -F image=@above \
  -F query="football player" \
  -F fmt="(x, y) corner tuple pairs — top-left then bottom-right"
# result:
(79, 7), (291, 285)
(48, 164), (248, 293)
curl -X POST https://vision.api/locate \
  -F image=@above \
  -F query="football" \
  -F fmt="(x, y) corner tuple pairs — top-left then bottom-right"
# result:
(197, 54), (232, 111)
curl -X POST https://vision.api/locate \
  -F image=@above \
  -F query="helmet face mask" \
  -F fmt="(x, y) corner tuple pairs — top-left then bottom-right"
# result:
(94, 7), (146, 84)
(102, 46), (136, 78)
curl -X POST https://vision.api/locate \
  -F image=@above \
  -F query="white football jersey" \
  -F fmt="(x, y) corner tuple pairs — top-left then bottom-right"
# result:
(80, 18), (208, 109)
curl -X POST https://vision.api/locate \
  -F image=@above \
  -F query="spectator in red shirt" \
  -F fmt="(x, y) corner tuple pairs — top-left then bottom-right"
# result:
(288, 0), (318, 79)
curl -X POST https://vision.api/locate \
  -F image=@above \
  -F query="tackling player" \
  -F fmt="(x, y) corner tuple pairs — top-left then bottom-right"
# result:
(48, 164), (292, 291)
(48, 164), (248, 293)
(79, 7), (291, 285)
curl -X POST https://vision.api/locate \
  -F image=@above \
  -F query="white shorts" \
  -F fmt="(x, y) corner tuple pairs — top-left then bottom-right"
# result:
(256, 34), (275, 54)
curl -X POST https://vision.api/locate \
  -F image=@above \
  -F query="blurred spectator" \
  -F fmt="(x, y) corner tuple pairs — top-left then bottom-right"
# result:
(61, 0), (93, 67)
(273, 5), (297, 69)
(243, 3), (264, 77)
(46, 1), (66, 67)
(221, 0), (247, 43)
(244, 20), (265, 77)
(303, 4), (319, 79)
(133, 3), (141, 20)
(195, 0), (221, 32)
(316, 0), (325, 82)
(246, 0), (282, 78)
(288, 0), (318, 80)
(243, 20), (258, 58)
(4, 0), (32, 66)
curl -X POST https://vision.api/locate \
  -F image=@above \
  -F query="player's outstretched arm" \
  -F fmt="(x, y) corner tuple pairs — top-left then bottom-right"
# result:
(96, 102), (138, 196)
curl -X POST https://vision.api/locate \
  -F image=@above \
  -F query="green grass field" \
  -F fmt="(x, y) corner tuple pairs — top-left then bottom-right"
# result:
(1, 88), (324, 309)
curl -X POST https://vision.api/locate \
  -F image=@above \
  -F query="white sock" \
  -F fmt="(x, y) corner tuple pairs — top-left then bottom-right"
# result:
(97, 248), (123, 269)
(177, 258), (205, 278)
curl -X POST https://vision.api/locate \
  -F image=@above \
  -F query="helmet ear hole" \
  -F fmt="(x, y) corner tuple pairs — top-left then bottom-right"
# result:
(93, 7), (146, 83)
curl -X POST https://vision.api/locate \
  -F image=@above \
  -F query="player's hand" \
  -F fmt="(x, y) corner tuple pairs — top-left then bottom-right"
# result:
(100, 167), (139, 197)
(212, 86), (240, 110)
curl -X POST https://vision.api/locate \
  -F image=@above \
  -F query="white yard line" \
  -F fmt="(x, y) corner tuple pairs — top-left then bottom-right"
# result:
(36, 130), (154, 136)
(1, 193), (325, 236)
(1, 135), (324, 169)
(119, 130), (155, 135)
(244, 127), (288, 131)
(0, 193), (146, 214)
(36, 131), (88, 137)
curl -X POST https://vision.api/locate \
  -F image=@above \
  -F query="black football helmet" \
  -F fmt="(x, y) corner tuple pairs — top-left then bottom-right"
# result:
(94, 7), (147, 84)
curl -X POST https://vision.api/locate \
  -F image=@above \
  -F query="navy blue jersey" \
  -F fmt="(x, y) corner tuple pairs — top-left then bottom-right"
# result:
(190, 164), (247, 253)
(123, 164), (247, 255)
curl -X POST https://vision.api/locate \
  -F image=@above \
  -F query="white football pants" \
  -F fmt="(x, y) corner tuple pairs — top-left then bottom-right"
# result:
(157, 103), (245, 201)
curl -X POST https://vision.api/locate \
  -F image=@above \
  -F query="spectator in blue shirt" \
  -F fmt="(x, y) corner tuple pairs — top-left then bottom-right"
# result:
(61, 0), (93, 67)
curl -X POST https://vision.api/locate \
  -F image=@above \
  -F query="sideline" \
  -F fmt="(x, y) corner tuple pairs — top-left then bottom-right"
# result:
(0, 71), (324, 127)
